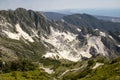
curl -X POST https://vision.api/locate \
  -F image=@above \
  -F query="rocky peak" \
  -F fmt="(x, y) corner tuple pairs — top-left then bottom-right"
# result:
(0, 8), (120, 62)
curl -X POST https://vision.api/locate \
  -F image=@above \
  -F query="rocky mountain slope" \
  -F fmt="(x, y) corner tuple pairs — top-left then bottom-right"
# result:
(0, 8), (120, 62)
(0, 8), (120, 80)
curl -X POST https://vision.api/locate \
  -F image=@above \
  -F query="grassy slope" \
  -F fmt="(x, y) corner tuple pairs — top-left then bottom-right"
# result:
(0, 56), (120, 80)
(0, 36), (46, 61)
(0, 70), (52, 80)
(79, 57), (120, 80)
(0, 36), (120, 80)
(60, 57), (120, 80)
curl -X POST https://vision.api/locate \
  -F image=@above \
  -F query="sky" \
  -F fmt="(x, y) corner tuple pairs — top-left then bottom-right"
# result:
(0, 0), (120, 11)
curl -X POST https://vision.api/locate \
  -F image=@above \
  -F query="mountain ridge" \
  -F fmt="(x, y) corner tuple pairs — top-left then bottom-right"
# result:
(0, 8), (120, 80)
(0, 8), (120, 62)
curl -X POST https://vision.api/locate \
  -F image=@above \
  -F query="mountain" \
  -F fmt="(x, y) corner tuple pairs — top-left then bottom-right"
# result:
(43, 12), (66, 21)
(53, 9), (120, 17)
(0, 8), (51, 61)
(63, 14), (120, 32)
(0, 8), (120, 79)
(43, 11), (120, 23)
(95, 15), (120, 23)
(43, 12), (120, 31)
(0, 7), (120, 61)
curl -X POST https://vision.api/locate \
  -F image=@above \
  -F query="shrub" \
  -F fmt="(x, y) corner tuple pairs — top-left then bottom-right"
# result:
(0, 59), (38, 73)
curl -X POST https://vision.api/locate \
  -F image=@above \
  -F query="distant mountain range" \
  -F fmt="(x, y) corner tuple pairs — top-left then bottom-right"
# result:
(49, 9), (120, 17)
(43, 12), (66, 21)
(44, 12), (120, 23)
(43, 11), (120, 37)
(62, 14), (120, 31)
(95, 15), (120, 23)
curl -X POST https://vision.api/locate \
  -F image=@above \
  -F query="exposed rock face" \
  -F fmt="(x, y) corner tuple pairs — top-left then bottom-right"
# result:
(0, 8), (120, 62)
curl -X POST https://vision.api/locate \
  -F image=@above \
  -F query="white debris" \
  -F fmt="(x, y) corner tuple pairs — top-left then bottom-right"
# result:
(42, 27), (81, 62)
(77, 35), (108, 58)
(61, 19), (65, 22)
(108, 35), (114, 40)
(119, 35), (120, 37)
(3, 23), (34, 42)
(77, 28), (81, 32)
(87, 36), (108, 56)
(57, 50), (81, 62)
(43, 52), (60, 59)
(31, 29), (39, 38)
(118, 45), (120, 47)
(15, 24), (34, 42)
(43, 27), (108, 62)
(3, 30), (19, 40)
(94, 28), (99, 31)
(100, 31), (106, 37)
(40, 67), (54, 74)
(80, 51), (92, 58)
(92, 63), (104, 69)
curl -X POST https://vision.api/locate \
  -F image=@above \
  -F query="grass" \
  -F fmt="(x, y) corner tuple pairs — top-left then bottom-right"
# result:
(1, 36), (120, 80)
(78, 57), (120, 80)
(0, 69), (52, 80)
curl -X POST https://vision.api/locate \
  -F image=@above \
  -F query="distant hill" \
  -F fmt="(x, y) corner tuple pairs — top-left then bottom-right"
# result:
(43, 11), (120, 23)
(63, 14), (120, 31)
(43, 12), (66, 21)
(95, 15), (120, 23)
(53, 9), (120, 17)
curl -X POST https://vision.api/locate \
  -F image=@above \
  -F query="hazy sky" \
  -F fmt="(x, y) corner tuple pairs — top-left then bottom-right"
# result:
(0, 0), (120, 11)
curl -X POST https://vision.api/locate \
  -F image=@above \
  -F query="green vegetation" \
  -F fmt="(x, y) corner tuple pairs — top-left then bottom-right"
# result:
(60, 57), (120, 80)
(0, 35), (120, 80)
(0, 8), (120, 80)
(0, 70), (52, 80)
(0, 35), (46, 61)
(81, 27), (100, 36)
(78, 57), (120, 80)
(0, 55), (120, 80)
(0, 59), (38, 73)
(0, 59), (52, 80)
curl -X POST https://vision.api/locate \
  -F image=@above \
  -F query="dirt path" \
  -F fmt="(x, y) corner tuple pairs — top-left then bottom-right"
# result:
(58, 62), (88, 78)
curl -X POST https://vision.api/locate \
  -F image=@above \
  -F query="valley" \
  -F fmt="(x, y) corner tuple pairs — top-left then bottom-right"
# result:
(0, 8), (120, 80)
